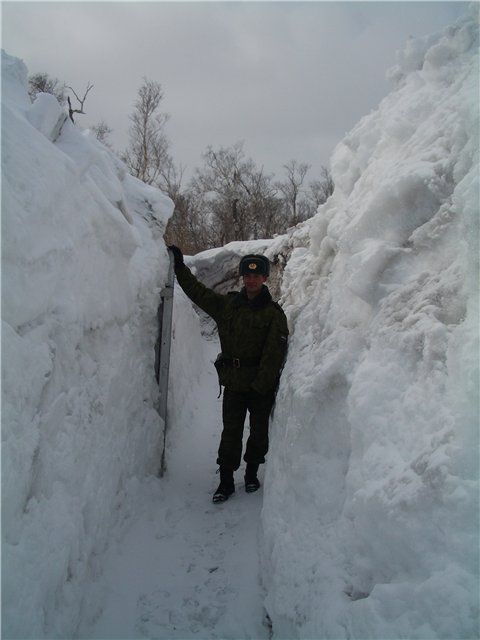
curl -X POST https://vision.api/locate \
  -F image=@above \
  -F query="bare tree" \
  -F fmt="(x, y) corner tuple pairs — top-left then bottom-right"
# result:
(308, 166), (335, 209)
(157, 156), (185, 204)
(276, 160), (311, 226)
(165, 152), (334, 252)
(161, 158), (202, 252)
(123, 78), (170, 185)
(190, 142), (245, 245)
(164, 191), (213, 255)
(91, 120), (113, 147)
(28, 72), (66, 105)
(66, 82), (94, 123)
(189, 142), (284, 246)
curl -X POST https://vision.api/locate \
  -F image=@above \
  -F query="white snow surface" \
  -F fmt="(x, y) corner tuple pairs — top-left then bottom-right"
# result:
(2, 7), (479, 640)
(1, 50), (174, 638)
(82, 296), (269, 639)
(261, 10), (479, 640)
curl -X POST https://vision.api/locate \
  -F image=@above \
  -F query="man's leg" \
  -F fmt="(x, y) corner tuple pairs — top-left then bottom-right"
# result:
(217, 389), (248, 471)
(244, 390), (275, 468)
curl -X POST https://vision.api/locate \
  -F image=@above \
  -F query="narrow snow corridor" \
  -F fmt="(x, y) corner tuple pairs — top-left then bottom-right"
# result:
(3, 9), (478, 637)
(84, 331), (269, 639)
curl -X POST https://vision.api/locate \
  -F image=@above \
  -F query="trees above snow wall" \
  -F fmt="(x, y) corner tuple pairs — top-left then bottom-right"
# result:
(1, 51), (174, 638)
(261, 9), (479, 639)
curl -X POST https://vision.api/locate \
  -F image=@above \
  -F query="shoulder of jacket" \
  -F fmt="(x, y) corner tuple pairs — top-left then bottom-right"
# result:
(270, 300), (286, 315)
(270, 302), (288, 329)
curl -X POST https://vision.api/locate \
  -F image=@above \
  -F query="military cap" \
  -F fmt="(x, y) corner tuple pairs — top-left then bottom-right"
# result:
(239, 254), (270, 276)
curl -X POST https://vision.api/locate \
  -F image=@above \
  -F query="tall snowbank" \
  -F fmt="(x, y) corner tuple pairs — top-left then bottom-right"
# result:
(262, 9), (479, 639)
(1, 51), (173, 638)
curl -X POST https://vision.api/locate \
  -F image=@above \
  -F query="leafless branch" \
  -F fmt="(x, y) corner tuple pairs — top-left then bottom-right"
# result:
(66, 82), (94, 122)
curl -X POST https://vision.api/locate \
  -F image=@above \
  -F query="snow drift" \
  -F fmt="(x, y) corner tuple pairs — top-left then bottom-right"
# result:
(261, 9), (479, 639)
(1, 51), (173, 638)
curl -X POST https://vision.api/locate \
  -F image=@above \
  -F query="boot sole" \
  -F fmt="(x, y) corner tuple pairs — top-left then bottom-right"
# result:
(212, 490), (235, 504)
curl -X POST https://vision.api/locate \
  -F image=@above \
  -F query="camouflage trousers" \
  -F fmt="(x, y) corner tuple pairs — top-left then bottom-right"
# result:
(216, 388), (275, 471)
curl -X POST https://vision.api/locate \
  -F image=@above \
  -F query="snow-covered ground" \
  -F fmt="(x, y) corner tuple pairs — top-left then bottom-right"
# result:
(82, 293), (269, 639)
(2, 6), (479, 640)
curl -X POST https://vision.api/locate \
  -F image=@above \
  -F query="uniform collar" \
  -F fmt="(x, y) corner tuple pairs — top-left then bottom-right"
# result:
(234, 285), (272, 309)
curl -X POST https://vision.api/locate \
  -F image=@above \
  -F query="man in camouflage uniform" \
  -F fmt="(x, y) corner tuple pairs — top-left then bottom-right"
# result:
(168, 246), (288, 503)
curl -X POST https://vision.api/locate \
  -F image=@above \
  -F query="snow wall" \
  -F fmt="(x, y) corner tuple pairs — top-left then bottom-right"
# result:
(1, 51), (174, 638)
(258, 10), (479, 639)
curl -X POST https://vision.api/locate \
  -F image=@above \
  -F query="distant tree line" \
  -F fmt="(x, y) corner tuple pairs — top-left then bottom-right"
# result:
(28, 73), (334, 253)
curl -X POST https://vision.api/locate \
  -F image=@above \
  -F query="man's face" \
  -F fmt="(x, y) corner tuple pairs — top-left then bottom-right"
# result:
(243, 273), (267, 297)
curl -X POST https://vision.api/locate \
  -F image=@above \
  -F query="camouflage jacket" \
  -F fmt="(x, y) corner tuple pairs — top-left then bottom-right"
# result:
(175, 265), (289, 395)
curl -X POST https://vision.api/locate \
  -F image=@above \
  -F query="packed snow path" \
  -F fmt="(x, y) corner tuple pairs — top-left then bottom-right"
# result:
(85, 336), (269, 639)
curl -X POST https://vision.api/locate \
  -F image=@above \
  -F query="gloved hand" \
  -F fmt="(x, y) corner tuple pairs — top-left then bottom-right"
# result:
(168, 245), (184, 270)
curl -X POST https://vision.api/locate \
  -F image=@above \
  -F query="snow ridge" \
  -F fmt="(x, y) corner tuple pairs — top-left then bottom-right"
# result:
(261, 9), (479, 639)
(2, 50), (173, 638)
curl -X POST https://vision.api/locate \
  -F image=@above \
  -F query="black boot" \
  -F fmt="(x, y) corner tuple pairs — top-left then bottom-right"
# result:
(244, 463), (260, 493)
(212, 467), (235, 503)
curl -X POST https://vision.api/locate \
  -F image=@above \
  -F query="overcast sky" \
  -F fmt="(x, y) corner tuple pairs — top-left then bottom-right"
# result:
(2, 1), (468, 183)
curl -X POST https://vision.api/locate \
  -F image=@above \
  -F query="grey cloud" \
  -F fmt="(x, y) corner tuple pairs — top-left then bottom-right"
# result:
(2, 1), (469, 182)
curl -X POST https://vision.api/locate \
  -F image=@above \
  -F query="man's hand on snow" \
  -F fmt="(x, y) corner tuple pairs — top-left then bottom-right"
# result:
(168, 245), (184, 270)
